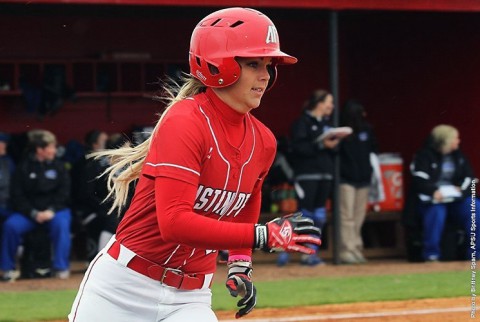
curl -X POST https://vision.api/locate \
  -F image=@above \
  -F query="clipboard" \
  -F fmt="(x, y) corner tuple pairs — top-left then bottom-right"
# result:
(315, 126), (353, 142)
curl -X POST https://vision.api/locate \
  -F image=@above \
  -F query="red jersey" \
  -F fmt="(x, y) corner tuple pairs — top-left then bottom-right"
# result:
(116, 88), (276, 274)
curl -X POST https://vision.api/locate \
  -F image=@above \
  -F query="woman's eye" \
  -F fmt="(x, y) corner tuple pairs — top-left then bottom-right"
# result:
(247, 62), (258, 68)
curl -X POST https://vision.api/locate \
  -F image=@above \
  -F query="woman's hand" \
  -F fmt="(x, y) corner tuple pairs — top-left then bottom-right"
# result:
(433, 190), (443, 202)
(323, 137), (339, 149)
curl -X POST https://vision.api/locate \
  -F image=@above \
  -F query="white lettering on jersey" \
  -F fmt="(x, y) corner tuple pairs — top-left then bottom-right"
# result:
(194, 185), (251, 217)
(195, 186), (214, 209)
(204, 189), (223, 212)
(215, 191), (236, 215)
(266, 25), (278, 44)
(207, 146), (213, 159)
(230, 193), (252, 216)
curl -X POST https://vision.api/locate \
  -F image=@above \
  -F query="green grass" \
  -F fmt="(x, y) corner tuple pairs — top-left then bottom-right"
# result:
(0, 270), (471, 321)
(213, 270), (471, 310)
(0, 290), (78, 322)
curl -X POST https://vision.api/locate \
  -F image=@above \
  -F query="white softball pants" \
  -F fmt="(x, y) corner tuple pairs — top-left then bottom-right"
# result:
(68, 238), (217, 322)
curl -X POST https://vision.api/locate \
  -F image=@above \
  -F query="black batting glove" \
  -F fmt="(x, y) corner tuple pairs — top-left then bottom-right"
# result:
(225, 261), (256, 319)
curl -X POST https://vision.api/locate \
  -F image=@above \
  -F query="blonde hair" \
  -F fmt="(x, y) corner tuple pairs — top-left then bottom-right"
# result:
(431, 124), (459, 154)
(91, 76), (206, 215)
(27, 129), (57, 148)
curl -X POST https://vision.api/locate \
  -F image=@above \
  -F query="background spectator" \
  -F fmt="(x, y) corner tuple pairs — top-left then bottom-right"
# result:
(338, 100), (378, 264)
(408, 124), (479, 262)
(278, 89), (338, 266)
(71, 129), (109, 259)
(87, 133), (132, 253)
(1, 129), (71, 281)
(0, 132), (15, 219)
(71, 129), (108, 199)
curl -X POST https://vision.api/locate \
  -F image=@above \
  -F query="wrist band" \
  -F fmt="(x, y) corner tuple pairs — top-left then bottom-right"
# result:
(227, 255), (252, 263)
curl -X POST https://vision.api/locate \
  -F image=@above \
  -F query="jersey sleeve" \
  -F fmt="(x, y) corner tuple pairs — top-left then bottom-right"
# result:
(143, 103), (205, 184)
(155, 176), (256, 250)
(227, 189), (261, 259)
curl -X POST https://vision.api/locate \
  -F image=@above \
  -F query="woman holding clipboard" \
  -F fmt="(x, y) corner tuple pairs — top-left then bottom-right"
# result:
(279, 89), (347, 266)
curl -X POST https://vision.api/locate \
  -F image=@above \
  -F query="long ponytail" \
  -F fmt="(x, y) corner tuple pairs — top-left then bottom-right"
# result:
(91, 76), (206, 215)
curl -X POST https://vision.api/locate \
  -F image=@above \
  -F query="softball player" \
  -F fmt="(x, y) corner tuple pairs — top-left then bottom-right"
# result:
(69, 7), (321, 322)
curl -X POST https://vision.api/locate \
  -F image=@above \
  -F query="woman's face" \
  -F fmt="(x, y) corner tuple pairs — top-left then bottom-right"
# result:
(322, 94), (335, 116)
(442, 131), (460, 154)
(213, 57), (272, 114)
(0, 141), (6, 156)
(314, 94), (334, 117)
(94, 132), (108, 151)
(36, 143), (57, 161)
(449, 132), (460, 151)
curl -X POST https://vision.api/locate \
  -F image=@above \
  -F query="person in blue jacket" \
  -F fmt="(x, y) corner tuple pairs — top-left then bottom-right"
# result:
(410, 124), (479, 261)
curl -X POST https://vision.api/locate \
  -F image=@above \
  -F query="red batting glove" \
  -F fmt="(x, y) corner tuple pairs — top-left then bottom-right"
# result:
(254, 212), (321, 254)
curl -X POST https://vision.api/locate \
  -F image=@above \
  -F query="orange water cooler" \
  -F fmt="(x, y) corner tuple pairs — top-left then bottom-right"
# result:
(374, 153), (404, 211)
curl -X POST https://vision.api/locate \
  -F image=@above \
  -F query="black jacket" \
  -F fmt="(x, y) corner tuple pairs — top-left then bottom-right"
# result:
(403, 141), (476, 252)
(11, 155), (70, 219)
(0, 155), (14, 209)
(410, 145), (475, 202)
(289, 112), (335, 178)
(339, 124), (377, 186)
(76, 156), (110, 215)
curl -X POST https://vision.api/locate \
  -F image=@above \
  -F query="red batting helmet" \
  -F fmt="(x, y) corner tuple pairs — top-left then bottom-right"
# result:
(189, 7), (297, 89)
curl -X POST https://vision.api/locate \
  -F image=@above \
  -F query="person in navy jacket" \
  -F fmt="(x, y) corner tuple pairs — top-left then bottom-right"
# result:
(410, 124), (478, 261)
(1, 130), (71, 281)
(284, 89), (338, 266)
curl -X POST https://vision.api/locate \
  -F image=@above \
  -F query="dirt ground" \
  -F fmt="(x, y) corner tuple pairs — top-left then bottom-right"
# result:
(2, 259), (474, 321)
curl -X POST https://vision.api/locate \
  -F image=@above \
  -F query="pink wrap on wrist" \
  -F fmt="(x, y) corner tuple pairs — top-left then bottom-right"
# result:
(227, 255), (252, 263)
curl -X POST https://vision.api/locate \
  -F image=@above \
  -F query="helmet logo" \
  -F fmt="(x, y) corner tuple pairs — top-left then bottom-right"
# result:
(266, 25), (279, 44)
(196, 70), (207, 82)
